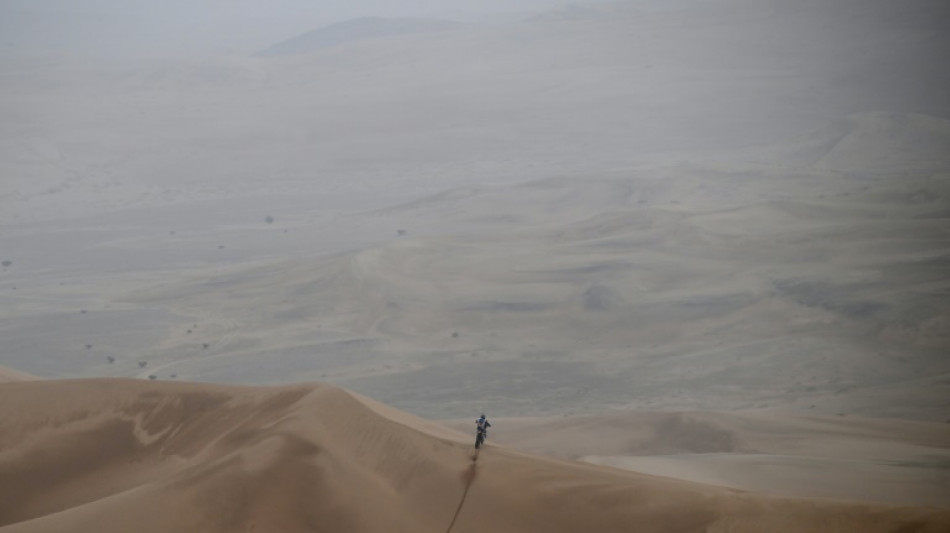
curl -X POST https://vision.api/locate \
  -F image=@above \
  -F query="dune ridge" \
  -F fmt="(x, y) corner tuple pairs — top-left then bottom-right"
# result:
(448, 411), (950, 508)
(0, 366), (38, 383)
(1, 379), (949, 532)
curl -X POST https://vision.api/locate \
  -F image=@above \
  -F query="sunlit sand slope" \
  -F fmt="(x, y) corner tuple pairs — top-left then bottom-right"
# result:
(449, 411), (950, 508)
(0, 366), (37, 383)
(1, 379), (948, 532)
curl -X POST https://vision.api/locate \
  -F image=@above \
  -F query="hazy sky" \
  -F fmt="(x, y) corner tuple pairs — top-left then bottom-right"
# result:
(0, 0), (596, 59)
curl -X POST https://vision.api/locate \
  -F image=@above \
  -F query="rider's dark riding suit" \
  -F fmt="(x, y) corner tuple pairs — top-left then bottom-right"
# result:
(476, 416), (491, 440)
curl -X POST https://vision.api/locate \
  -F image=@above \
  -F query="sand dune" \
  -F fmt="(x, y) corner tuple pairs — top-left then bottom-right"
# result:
(445, 411), (950, 508)
(1, 379), (949, 533)
(0, 366), (37, 383)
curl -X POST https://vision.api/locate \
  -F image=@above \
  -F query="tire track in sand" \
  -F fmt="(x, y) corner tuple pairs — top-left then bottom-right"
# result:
(446, 449), (480, 533)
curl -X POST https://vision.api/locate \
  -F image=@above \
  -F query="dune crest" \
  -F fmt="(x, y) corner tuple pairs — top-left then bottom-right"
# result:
(0, 366), (38, 383)
(1, 379), (948, 533)
(452, 411), (950, 508)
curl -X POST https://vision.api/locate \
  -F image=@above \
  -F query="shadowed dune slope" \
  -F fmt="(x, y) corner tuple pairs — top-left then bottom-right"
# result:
(1, 380), (949, 533)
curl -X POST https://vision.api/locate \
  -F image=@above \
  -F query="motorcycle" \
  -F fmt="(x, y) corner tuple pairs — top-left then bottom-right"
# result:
(475, 427), (486, 449)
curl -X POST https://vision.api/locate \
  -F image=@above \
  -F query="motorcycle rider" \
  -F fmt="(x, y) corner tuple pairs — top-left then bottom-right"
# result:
(476, 413), (491, 441)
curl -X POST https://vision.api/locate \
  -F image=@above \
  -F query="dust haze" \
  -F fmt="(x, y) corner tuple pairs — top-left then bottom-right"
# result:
(3, 0), (949, 412)
(2, 0), (950, 511)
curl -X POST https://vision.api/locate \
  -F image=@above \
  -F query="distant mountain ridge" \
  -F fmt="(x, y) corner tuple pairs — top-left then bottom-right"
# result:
(259, 16), (463, 56)
(529, 0), (715, 20)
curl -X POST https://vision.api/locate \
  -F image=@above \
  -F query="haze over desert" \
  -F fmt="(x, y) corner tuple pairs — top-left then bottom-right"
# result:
(1, 0), (949, 531)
